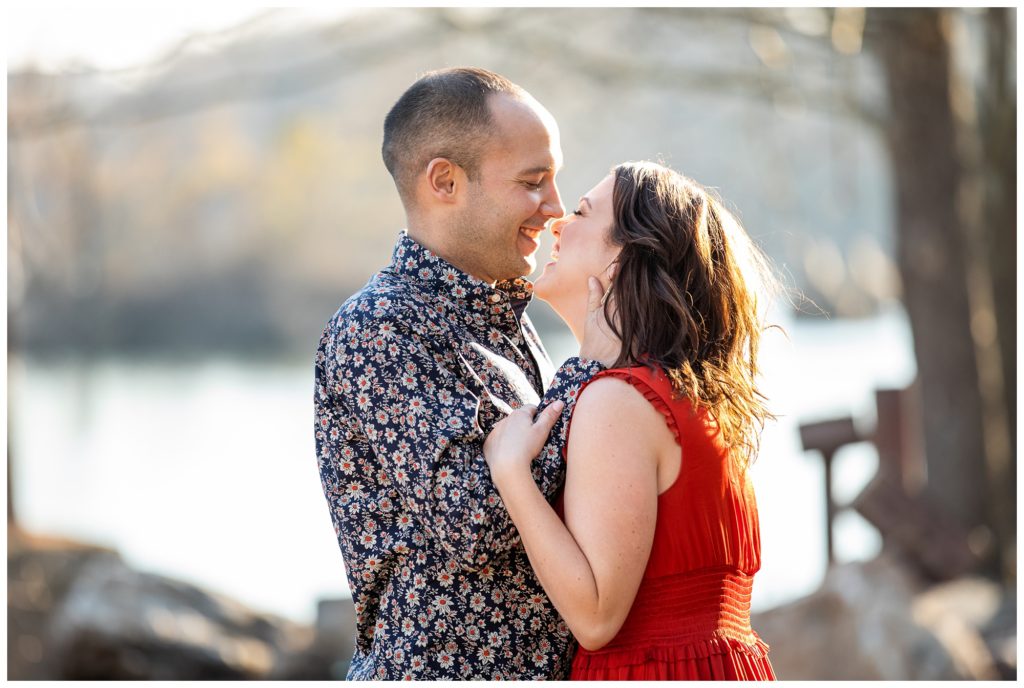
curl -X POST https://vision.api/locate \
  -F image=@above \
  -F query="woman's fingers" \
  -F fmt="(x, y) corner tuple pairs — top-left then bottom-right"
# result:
(486, 402), (565, 468)
(511, 401), (565, 446)
(515, 402), (564, 460)
(531, 400), (565, 436)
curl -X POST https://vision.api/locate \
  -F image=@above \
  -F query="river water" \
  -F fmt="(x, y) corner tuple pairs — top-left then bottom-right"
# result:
(9, 304), (915, 624)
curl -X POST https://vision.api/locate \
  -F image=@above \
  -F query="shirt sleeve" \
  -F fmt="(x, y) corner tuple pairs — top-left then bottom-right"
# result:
(318, 308), (604, 572)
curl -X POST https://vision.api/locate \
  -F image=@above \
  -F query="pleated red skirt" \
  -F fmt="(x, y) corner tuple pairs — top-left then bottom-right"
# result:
(570, 569), (775, 680)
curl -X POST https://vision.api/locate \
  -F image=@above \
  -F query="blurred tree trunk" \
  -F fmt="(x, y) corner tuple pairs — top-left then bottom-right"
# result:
(8, 444), (13, 525)
(979, 7), (1015, 485)
(8, 332), (15, 528)
(973, 7), (1016, 578)
(873, 8), (1013, 579)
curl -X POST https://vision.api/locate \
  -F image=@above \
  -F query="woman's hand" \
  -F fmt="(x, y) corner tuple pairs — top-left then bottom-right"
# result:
(580, 276), (622, 367)
(484, 400), (565, 488)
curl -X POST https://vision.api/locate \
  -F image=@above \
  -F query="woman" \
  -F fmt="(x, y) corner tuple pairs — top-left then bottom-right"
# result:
(484, 161), (778, 680)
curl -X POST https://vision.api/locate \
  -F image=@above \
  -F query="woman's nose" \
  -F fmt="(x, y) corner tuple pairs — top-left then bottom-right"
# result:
(549, 216), (568, 237)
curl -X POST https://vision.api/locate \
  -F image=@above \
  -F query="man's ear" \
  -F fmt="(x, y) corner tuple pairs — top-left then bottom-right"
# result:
(425, 157), (462, 204)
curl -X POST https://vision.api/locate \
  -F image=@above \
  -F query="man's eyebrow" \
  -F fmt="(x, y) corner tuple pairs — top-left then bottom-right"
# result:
(519, 165), (554, 176)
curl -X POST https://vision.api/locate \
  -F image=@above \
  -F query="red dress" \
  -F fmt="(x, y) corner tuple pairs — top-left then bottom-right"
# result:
(562, 366), (777, 681)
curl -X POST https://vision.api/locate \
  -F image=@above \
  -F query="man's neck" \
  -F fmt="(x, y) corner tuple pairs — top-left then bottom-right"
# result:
(406, 225), (497, 287)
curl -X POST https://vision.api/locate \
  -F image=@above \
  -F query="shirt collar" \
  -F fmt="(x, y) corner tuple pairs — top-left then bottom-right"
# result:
(387, 230), (534, 318)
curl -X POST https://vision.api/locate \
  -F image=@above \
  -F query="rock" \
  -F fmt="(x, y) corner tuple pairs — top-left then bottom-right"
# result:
(48, 555), (312, 679)
(983, 587), (1017, 680)
(8, 528), (357, 680)
(913, 576), (1015, 680)
(272, 598), (356, 679)
(752, 552), (1001, 680)
(7, 527), (121, 680)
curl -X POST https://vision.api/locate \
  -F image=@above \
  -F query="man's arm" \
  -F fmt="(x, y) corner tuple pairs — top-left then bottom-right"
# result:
(317, 308), (602, 571)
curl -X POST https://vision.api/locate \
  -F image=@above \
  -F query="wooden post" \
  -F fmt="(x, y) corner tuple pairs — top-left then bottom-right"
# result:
(798, 417), (860, 565)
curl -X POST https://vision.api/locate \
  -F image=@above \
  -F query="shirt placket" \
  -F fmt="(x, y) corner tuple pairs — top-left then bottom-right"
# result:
(485, 292), (544, 396)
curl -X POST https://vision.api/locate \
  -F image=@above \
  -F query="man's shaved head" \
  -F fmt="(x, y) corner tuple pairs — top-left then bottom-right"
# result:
(382, 67), (528, 206)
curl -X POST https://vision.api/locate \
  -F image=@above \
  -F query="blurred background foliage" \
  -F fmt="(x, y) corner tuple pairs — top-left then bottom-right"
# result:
(6, 6), (1016, 680)
(9, 7), (906, 357)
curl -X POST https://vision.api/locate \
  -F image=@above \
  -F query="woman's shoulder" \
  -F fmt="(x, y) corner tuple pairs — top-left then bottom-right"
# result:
(574, 366), (679, 442)
(568, 374), (669, 465)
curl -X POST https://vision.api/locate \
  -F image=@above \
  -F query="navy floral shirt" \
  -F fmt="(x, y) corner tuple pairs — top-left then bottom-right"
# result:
(313, 231), (603, 680)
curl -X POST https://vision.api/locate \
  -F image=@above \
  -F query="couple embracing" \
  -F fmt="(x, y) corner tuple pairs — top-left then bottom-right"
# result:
(314, 67), (778, 681)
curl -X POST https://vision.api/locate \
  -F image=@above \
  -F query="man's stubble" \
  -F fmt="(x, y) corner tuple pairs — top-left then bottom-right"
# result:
(448, 182), (533, 284)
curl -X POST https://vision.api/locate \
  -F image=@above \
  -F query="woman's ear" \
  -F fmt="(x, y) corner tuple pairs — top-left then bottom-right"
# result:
(425, 157), (461, 204)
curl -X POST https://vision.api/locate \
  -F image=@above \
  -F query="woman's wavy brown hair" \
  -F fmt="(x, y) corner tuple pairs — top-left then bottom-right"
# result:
(605, 161), (779, 465)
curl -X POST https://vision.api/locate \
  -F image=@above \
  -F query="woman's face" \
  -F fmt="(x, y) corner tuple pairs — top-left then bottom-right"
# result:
(534, 174), (620, 313)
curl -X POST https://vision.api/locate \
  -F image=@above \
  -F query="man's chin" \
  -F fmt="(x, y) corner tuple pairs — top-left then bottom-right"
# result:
(496, 257), (535, 283)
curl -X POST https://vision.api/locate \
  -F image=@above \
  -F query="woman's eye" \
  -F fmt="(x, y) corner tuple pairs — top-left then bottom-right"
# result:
(572, 209), (583, 216)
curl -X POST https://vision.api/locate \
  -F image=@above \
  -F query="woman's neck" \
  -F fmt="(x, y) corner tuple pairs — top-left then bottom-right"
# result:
(548, 297), (587, 348)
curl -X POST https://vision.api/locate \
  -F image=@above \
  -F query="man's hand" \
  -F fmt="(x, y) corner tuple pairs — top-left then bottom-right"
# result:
(484, 401), (565, 488)
(580, 276), (622, 367)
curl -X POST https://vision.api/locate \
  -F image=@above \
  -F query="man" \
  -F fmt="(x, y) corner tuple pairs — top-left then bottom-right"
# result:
(313, 68), (604, 680)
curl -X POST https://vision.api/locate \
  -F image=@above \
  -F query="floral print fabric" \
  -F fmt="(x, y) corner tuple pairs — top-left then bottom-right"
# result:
(314, 231), (603, 679)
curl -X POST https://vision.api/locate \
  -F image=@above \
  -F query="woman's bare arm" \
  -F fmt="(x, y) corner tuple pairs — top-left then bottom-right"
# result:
(485, 376), (675, 650)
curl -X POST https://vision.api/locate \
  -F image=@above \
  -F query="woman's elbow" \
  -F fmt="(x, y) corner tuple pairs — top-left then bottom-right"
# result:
(576, 634), (611, 652)
(573, 620), (622, 652)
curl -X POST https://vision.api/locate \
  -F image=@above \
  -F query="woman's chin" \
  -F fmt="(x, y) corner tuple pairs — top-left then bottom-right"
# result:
(533, 265), (556, 302)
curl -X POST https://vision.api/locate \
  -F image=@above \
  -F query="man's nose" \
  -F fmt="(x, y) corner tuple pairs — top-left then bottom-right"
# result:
(540, 180), (565, 221)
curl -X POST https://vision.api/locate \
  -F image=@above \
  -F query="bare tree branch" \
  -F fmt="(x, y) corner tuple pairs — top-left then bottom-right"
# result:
(9, 7), (886, 139)
(8, 10), (452, 138)
(492, 14), (886, 130)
